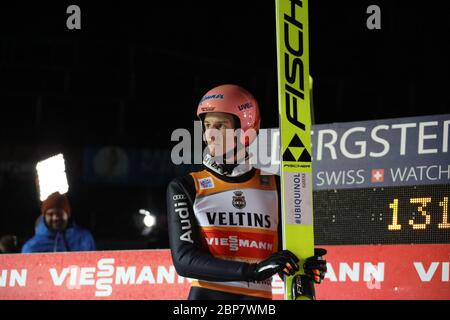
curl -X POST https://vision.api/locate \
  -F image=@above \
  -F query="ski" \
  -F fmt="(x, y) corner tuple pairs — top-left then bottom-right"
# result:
(275, 0), (315, 300)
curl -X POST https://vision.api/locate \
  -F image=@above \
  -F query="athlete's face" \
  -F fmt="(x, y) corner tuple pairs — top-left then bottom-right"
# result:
(44, 208), (69, 232)
(203, 113), (236, 157)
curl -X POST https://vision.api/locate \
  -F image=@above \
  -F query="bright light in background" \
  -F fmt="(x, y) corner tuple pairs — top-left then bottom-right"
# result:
(143, 215), (156, 228)
(139, 209), (156, 228)
(139, 209), (150, 215)
(36, 154), (69, 201)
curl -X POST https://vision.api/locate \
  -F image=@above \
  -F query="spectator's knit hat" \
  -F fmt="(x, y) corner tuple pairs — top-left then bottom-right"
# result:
(41, 192), (71, 216)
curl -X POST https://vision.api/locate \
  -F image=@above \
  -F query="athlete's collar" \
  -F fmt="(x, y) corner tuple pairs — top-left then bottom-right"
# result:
(203, 153), (253, 177)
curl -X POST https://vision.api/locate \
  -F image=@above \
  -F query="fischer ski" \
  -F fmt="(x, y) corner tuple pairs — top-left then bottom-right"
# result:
(275, 0), (315, 300)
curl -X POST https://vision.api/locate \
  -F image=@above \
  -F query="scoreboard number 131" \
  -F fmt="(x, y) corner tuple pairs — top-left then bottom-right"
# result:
(388, 197), (450, 231)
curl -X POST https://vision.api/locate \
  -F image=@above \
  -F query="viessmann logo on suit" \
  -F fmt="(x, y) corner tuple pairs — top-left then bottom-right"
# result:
(204, 235), (275, 253)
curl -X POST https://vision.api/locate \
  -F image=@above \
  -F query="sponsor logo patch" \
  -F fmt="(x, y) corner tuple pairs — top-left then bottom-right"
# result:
(259, 175), (270, 186)
(199, 94), (224, 104)
(237, 102), (252, 111)
(198, 177), (215, 190)
(232, 191), (246, 209)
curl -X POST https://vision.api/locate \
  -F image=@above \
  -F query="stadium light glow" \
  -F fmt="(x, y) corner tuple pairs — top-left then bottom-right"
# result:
(139, 209), (156, 228)
(143, 215), (156, 228)
(36, 154), (69, 201)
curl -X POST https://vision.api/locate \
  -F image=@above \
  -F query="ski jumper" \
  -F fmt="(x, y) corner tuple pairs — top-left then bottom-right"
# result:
(167, 162), (280, 300)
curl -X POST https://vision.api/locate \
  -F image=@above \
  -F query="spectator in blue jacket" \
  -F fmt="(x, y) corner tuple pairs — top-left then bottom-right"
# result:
(22, 192), (96, 253)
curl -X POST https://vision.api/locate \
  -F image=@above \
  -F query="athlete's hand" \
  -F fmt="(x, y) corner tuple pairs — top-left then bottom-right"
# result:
(247, 250), (299, 281)
(303, 248), (327, 284)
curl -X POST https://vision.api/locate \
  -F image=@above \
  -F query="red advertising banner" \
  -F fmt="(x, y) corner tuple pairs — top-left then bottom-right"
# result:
(315, 244), (450, 300)
(0, 244), (449, 300)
